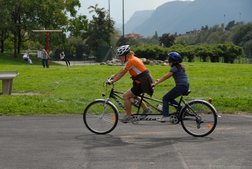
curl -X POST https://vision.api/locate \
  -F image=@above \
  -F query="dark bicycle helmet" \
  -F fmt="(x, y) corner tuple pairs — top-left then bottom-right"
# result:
(168, 52), (182, 63)
(116, 45), (130, 56)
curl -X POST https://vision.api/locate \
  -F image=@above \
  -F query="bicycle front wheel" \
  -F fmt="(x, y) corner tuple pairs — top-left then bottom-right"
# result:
(181, 100), (217, 137)
(83, 100), (119, 134)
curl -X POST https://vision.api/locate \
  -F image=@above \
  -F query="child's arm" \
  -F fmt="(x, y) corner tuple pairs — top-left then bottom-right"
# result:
(154, 72), (173, 86)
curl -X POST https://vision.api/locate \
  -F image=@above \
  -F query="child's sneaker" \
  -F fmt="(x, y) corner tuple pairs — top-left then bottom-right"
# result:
(143, 108), (152, 114)
(120, 115), (134, 123)
(157, 116), (170, 123)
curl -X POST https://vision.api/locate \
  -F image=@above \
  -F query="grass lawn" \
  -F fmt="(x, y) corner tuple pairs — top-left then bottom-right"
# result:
(0, 53), (252, 115)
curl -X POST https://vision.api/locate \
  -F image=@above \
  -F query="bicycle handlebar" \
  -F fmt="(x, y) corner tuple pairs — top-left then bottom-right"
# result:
(104, 75), (115, 86)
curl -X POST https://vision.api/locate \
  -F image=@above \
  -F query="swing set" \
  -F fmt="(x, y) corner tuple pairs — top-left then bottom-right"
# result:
(32, 29), (62, 52)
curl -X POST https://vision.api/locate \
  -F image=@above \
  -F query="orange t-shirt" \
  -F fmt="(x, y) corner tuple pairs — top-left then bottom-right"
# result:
(124, 55), (147, 77)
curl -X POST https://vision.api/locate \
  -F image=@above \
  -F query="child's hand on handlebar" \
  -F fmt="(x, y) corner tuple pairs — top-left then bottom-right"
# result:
(152, 79), (159, 87)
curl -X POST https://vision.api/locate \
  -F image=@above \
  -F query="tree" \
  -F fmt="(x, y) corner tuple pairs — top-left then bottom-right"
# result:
(243, 40), (252, 58)
(159, 33), (175, 48)
(182, 46), (195, 62)
(133, 45), (165, 60)
(195, 45), (210, 62)
(68, 15), (88, 38)
(232, 23), (252, 58)
(0, 0), (11, 53)
(1, 0), (80, 57)
(152, 31), (159, 40)
(1, 0), (27, 56)
(218, 43), (243, 63)
(225, 20), (236, 31)
(86, 4), (115, 61)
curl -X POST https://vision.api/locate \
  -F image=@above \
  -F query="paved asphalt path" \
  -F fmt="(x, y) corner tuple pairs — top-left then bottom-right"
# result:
(0, 114), (251, 169)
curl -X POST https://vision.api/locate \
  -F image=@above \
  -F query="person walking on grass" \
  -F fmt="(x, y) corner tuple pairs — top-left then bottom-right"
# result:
(59, 50), (70, 67)
(41, 48), (50, 68)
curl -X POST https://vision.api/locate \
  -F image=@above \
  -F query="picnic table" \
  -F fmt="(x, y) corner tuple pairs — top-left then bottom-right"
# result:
(0, 71), (19, 95)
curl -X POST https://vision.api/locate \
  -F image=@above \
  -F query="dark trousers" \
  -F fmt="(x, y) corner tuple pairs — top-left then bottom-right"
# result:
(61, 58), (70, 67)
(42, 59), (49, 68)
(162, 85), (189, 117)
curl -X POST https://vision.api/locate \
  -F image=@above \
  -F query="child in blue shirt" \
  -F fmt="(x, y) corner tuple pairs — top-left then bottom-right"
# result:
(153, 52), (189, 122)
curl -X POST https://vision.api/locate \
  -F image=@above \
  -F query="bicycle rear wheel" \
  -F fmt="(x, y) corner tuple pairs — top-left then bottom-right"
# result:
(83, 100), (118, 134)
(181, 100), (217, 137)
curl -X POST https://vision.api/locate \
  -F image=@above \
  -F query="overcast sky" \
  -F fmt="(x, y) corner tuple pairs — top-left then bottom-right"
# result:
(78, 0), (193, 24)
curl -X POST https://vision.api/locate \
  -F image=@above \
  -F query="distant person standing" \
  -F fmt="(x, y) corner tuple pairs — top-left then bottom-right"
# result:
(59, 51), (70, 67)
(41, 48), (50, 68)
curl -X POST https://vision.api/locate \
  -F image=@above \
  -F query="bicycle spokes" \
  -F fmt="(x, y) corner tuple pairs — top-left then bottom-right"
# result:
(83, 100), (118, 134)
(181, 101), (217, 137)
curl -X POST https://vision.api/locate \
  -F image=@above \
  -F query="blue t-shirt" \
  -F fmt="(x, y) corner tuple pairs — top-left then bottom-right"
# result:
(170, 66), (189, 86)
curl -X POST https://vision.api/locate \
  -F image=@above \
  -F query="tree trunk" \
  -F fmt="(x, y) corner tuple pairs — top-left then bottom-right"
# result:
(0, 30), (4, 53)
(17, 16), (21, 54)
(13, 32), (18, 58)
(0, 39), (4, 53)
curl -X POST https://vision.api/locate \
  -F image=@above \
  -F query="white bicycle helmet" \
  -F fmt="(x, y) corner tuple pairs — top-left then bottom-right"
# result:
(116, 45), (130, 56)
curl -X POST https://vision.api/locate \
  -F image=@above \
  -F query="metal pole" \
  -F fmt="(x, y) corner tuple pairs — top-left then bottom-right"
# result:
(108, 0), (111, 30)
(122, 0), (125, 38)
(108, 0), (110, 18)
(45, 32), (49, 52)
(108, 0), (111, 45)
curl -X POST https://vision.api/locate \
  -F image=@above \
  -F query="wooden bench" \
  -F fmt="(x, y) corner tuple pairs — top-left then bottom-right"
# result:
(0, 71), (19, 95)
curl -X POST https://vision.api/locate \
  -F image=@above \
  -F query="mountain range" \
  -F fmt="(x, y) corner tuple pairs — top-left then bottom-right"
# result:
(124, 0), (252, 37)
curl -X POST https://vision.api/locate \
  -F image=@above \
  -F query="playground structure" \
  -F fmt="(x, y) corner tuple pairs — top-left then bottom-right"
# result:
(32, 30), (62, 52)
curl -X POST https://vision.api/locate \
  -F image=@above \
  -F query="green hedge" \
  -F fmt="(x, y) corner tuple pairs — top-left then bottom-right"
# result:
(132, 43), (244, 63)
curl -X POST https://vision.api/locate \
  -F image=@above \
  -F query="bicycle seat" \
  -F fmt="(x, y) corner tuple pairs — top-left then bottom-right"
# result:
(183, 90), (191, 96)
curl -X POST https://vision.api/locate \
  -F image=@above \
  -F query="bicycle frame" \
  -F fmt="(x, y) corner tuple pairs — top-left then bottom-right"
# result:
(105, 84), (184, 117)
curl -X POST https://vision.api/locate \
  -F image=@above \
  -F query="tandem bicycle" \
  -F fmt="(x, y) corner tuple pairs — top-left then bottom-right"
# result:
(83, 76), (219, 137)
